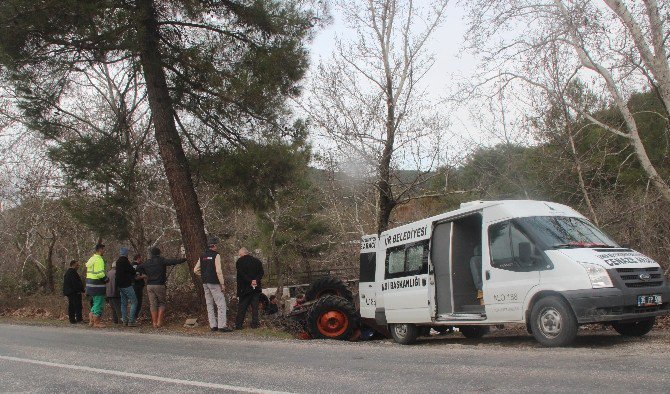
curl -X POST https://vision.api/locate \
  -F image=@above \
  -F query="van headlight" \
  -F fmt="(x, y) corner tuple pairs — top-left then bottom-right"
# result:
(579, 262), (614, 288)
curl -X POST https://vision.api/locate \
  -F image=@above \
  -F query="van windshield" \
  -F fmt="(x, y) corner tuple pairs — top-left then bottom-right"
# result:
(516, 216), (618, 249)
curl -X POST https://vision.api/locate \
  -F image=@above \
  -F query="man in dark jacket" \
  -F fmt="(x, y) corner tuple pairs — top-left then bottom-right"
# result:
(131, 254), (146, 321)
(235, 247), (264, 329)
(115, 247), (138, 326)
(137, 246), (187, 327)
(62, 260), (84, 324)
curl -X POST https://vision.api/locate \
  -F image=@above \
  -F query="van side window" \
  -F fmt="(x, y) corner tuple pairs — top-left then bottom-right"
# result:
(406, 244), (425, 272)
(489, 221), (514, 270)
(387, 248), (405, 275)
(385, 240), (429, 279)
(489, 221), (543, 272)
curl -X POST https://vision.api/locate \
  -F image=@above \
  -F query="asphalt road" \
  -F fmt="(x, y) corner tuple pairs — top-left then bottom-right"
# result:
(1, 323), (669, 393)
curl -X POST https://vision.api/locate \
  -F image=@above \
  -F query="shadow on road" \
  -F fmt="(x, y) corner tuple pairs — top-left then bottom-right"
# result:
(415, 330), (632, 349)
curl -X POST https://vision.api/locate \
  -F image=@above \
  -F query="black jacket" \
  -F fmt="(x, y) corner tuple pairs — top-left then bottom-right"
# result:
(236, 255), (264, 297)
(138, 256), (187, 285)
(115, 256), (136, 288)
(62, 268), (84, 296)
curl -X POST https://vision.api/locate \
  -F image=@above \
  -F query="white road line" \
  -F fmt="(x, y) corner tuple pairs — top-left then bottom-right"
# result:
(0, 354), (293, 393)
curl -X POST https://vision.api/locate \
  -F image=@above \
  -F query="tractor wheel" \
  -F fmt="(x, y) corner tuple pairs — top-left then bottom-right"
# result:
(306, 295), (359, 340)
(305, 276), (354, 303)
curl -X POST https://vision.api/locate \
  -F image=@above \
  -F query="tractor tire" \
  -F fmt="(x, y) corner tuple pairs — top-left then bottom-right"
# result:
(612, 317), (656, 337)
(306, 295), (359, 340)
(305, 276), (354, 303)
(459, 325), (490, 339)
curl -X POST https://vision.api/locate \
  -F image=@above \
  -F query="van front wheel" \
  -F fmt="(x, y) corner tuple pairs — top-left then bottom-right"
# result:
(612, 317), (655, 337)
(530, 296), (578, 347)
(389, 323), (418, 345)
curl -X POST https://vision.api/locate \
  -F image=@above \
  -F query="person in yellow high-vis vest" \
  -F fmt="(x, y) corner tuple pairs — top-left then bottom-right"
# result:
(86, 243), (108, 328)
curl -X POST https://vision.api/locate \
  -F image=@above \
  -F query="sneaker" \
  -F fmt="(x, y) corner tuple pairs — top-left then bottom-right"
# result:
(218, 327), (232, 333)
(210, 327), (218, 332)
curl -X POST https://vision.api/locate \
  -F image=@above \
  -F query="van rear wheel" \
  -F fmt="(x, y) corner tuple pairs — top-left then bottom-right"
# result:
(389, 323), (418, 345)
(612, 317), (655, 337)
(530, 296), (578, 347)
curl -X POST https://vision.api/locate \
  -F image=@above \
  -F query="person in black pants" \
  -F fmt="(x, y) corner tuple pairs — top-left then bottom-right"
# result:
(62, 260), (84, 324)
(235, 247), (264, 329)
(131, 254), (146, 321)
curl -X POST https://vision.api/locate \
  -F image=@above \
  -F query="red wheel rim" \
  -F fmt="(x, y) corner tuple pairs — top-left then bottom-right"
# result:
(317, 310), (349, 337)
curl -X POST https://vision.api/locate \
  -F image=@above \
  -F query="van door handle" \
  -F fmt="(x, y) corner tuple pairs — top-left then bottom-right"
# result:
(485, 270), (491, 280)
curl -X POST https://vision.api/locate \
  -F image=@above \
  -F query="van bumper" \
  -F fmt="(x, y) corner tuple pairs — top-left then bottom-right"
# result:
(561, 287), (670, 324)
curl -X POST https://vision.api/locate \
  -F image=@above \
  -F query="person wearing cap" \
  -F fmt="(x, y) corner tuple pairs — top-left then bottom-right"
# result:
(115, 247), (138, 326)
(194, 237), (232, 333)
(85, 243), (108, 328)
(137, 246), (187, 327)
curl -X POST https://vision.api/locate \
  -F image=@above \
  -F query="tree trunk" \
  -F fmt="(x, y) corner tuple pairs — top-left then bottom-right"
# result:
(561, 104), (599, 225)
(44, 230), (56, 294)
(136, 0), (205, 298)
(376, 80), (397, 234)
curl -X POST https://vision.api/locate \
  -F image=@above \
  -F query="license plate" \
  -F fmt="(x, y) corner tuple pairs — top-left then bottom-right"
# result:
(637, 295), (662, 306)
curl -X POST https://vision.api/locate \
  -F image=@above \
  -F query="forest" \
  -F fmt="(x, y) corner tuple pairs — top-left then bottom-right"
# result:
(0, 0), (668, 316)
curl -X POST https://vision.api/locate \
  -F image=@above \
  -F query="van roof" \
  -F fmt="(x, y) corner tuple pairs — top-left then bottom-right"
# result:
(363, 199), (584, 240)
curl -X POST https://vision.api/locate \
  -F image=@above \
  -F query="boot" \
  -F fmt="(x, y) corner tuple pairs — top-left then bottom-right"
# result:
(88, 312), (94, 327)
(150, 310), (158, 328)
(92, 315), (106, 328)
(157, 309), (165, 328)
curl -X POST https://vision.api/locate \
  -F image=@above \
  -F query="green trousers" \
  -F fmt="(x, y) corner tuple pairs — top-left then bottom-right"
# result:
(91, 295), (105, 317)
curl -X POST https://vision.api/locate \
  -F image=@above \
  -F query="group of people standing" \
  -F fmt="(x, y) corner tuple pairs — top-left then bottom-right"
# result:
(194, 237), (265, 332)
(62, 243), (188, 328)
(63, 237), (266, 331)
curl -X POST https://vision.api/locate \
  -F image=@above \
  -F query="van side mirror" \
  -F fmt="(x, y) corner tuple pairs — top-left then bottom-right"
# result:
(518, 242), (532, 264)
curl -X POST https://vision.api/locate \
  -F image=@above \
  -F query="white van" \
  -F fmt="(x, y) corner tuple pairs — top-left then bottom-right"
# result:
(358, 200), (670, 346)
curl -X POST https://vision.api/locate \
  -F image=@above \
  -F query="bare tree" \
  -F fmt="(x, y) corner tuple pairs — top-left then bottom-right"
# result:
(305, 0), (450, 233)
(463, 0), (670, 204)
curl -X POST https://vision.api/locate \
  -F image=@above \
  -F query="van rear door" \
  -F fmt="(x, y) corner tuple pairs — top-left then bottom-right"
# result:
(382, 239), (433, 323)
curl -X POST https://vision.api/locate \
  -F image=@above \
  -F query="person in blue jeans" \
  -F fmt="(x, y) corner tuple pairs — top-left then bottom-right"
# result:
(115, 247), (139, 326)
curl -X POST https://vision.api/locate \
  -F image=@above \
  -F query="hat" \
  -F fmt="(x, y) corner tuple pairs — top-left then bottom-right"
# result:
(95, 243), (105, 250)
(150, 246), (161, 256)
(208, 236), (219, 246)
(119, 247), (129, 257)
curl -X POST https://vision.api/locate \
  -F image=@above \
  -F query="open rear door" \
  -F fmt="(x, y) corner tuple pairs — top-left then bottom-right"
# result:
(358, 235), (378, 320)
